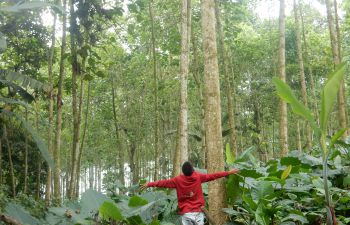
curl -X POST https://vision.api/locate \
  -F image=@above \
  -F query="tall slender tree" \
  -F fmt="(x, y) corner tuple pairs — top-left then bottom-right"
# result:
(53, 0), (67, 205)
(68, 0), (83, 198)
(293, 0), (312, 150)
(149, 0), (159, 181)
(325, 0), (347, 138)
(3, 125), (15, 197)
(201, 0), (226, 223)
(278, 0), (288, 156)
(215, 0), (237, 156)
(174, 0), (191, 176)
(45, 7), (57, 204)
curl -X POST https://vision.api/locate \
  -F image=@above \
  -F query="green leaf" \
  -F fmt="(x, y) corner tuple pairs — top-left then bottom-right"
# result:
(99, 201), (123, 221)
(255, 203), (270, 225)
(81, 189), (112, 217)
(239, 169), (264, 178)
(5, 203), (41, 225)
(329, 128), (347, 148)
(251, 181), (274, 202)
(150, 219), (161, 225)
(226, 174), (241, 204)
(343, 174), (350, 187)
(128, 195), (148, 207)
(236, 146), (256, 162)
(281, 165), (292, 180)
(320, 63), (346, 132)
(280, 156), (302, 166)
(242, 194), (257, 210)
(282, 214), (308, 224)
(272, 77), (316, 130)
(225, 143), (235, 164)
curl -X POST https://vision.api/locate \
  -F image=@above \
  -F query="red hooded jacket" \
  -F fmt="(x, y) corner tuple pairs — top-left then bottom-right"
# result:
(146, 171), (229, 214)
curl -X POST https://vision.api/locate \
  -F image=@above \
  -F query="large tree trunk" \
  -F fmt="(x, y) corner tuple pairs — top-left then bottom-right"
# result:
(68, 0), (82, 198)
(174, 0), (191, 176)
(278, 0), (288, 156)
(201, 0), (226, 224)
(53, 0), (67, 205)
(149, 0), (159, 181)
(191, 28), (206, 169)
(215, 0), (237, 157)
(293, 0), (312, 151)
(325, 0), (347, 139)
(46, 9), (57, 205)
(3, 125), (15, 197)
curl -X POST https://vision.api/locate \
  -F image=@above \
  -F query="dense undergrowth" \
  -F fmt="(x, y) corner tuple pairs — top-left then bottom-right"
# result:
(1, 144), (350, 225)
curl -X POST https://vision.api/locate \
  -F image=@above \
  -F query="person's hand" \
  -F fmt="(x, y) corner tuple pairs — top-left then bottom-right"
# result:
(139, 183), (148, 191)
(228, 168), (240, 175)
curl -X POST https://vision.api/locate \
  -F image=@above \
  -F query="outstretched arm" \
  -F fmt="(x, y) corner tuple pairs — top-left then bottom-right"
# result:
(199, 168), (239, 183)
(140, 178), (177, 191)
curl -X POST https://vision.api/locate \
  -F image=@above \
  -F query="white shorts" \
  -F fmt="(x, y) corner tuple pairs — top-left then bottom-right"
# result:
(181, 212), (205, 225)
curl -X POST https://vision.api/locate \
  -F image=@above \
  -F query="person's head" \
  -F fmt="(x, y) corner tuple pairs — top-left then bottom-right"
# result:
(182, 161), (194, 176)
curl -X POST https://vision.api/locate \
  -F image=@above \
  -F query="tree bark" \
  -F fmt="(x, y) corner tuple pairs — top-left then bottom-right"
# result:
(89, 166), (93, 189)
(149, 0), (159, 181)
(300, 6), (319, 124)
(278, 0), (288, 156)
(191, 29), (206, 169)
(3, 125), (16, 197)
(201, 0), (226, 224)
(68, 0), (82, 198)
(111, 74), (125, 186)
(333, 0), (348, 136)
(296, 120), (302, 151)
(36, 159), (42, 200)
(46, 8), (57, 205)
(175, 0), (191, 175)
(53, 0), (67, 205)
(293, 0), (312, 151)
(24, 110), (29, 195)
(325, 0), (347, 139)
(75, 81), (90, 197)
(0, 139), (2, 185)
(215, 0), (237, 157)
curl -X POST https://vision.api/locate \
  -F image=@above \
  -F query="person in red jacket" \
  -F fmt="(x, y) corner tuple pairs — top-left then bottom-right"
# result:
(140, 161), (239, 225)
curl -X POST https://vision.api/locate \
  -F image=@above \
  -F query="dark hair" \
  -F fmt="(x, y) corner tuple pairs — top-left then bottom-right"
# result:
(182, 161), (194, 176)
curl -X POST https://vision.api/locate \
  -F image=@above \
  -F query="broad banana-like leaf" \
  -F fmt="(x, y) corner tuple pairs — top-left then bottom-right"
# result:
(2, 110), (54, 168)
(21, 118), (54, 168)
(320, 63), (346, 132)
(1, 70), (51, 93)
(5, 203), (41, 225)
(0, 97), (31, 108)
(272, 77), (317, 131)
